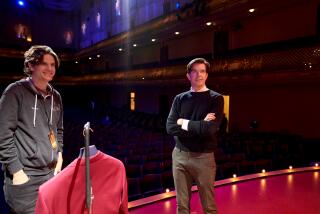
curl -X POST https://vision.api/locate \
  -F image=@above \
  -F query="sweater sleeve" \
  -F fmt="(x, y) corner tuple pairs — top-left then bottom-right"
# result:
(188, 94), (224, 137)
(119, 164), (128, 214)
(35, 188), (50, 214)
(0, 85), (24, 174)
(166, 95), (195, 137)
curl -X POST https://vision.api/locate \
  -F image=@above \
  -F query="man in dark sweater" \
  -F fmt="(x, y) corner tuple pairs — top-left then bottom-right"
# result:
(166, 58), (224, 214)
(0, 45), (63, 214)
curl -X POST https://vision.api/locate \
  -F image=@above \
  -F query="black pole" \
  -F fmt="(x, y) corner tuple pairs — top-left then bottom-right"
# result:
(84, 122), (92, 212)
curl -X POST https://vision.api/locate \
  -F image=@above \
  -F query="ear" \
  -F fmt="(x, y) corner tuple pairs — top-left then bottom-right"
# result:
(186, 73), (191, 81)
(27, 62), (34, 72)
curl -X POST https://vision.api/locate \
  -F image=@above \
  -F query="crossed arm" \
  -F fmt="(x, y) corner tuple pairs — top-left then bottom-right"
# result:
(166, 95), (224, 137)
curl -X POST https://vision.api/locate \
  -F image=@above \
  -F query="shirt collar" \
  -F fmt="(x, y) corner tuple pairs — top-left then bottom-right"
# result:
(190, 85), (209, 92)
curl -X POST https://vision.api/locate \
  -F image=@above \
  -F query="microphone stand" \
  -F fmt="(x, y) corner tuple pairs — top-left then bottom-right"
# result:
(83, 122), (94, 214)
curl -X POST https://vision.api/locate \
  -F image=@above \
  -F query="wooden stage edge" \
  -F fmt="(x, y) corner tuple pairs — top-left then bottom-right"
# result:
(128, 165), (320, 209)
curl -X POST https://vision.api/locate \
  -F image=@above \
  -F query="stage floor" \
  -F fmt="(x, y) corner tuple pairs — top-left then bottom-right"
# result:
(129, 167), (320, 214)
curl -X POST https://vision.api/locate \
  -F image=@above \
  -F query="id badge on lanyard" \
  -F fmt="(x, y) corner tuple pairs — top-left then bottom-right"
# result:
(48, 129), (58, 150)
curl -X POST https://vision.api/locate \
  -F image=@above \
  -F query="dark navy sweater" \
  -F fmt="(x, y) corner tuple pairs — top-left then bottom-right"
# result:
(166, 90), (224, 152)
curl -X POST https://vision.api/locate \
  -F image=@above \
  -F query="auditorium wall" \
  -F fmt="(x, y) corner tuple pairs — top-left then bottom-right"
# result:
(167, 30), (213, 60)
(229, 0), (317, 49)
(227, 82), (320, 138)
(0, 4), (78, 49)
(131, 44), (160, 65)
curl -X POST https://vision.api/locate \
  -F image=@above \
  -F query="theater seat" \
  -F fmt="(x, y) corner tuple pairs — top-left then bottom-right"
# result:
(140, 174), (163, 197)
(127, 178), (142, 201)
(161, 171), (174, 189)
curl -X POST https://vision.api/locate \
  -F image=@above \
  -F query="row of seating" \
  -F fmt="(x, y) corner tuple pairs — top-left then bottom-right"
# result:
(62, 108), (319, 201)
(126, 161), (173, 178)
(128, 172), (174, 201)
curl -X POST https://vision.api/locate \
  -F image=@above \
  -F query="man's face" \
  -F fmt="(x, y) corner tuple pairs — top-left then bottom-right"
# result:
(30, 54), (56, 83)
(187, 63), (208, 89)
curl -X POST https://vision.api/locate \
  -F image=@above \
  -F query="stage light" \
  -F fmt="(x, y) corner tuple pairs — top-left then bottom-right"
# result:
(151, 38), (156, 42)
(289, 166), (293, 170)
(206, 21), (216, 26)
(75, 61), (78, 64)
(133, 43), (137, 47)
(165, 188), (170, 193)
(88, 57), (92, 60)
(175, 31), (180, 35)
(118, 48), (123, 51)
(262, 169), (266, 173)
(17, 0), (25, 7)
(233, 174), (237, 178)
(249, 8), (255, 13)
(315, 163), (319, 167)
(96, 54), (100, 58)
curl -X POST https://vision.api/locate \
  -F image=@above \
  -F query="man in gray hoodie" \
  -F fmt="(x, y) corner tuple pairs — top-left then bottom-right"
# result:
(0, 45), (63, 214)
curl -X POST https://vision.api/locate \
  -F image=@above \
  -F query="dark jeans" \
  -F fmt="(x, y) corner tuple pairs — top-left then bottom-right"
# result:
(3, 172), (53, 214)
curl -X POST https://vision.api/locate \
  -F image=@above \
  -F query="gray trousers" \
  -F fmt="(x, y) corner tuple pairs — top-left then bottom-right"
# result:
(3, 172), (53, 214)
(172, 147), (217, 214)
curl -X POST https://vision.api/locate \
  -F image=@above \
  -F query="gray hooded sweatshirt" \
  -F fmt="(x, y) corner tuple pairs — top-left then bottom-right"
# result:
(0, 78), (63, 176)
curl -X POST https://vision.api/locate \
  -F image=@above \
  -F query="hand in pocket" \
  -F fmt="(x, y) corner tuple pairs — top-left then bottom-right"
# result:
(12, 170), (29, 185)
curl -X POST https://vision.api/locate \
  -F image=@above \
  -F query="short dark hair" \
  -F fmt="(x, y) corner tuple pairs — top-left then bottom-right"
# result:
(24, 45), (60, 76)
(186, 58), (210, 73)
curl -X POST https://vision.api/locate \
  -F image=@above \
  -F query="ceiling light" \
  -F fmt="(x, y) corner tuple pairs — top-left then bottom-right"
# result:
(133, 44), (137, 47)
(151, 38), (156, 42)
(17, 0), (25, 7)
(75, 61), (78, 64)
(88, 57), (92, 60)
(206, 22), (212, 26)
(249, 8), (255, 13)
(118, 48), (123, 51)
(175, 31), (180, 35)
(96, 54), (100, 58)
